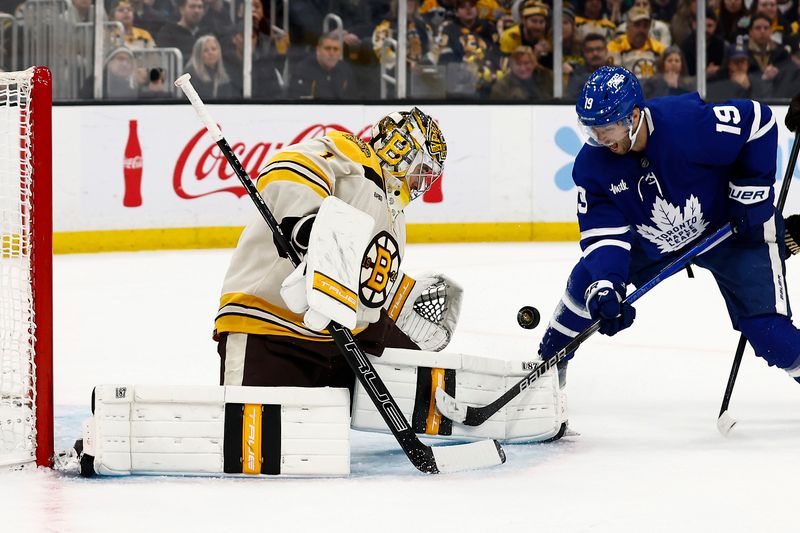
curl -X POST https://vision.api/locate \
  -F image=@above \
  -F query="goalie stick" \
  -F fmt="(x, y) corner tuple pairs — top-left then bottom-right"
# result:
(174, 74), (505, 474)
(436, 224), (734, 426)
(717, 129), (800, 437)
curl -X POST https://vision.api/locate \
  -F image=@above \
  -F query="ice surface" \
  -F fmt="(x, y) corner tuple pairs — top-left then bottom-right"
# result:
(2, 242), (799, 532)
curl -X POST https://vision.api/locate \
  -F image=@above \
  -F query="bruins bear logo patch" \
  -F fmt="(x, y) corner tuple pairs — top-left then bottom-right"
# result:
(360, 231), (400, 308)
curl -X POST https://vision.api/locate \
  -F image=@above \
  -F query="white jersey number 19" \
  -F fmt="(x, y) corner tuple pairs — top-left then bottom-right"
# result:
(713, 105), (742, 135)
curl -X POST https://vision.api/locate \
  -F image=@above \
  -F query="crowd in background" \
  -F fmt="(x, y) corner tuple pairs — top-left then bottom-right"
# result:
(1, 0), (799, 101)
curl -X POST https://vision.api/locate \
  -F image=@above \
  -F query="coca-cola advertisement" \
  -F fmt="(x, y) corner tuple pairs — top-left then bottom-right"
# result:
(64, 103), (794, 243)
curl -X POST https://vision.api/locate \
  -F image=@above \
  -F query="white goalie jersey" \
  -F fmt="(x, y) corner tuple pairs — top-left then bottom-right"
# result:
(215, 130), (408, 342)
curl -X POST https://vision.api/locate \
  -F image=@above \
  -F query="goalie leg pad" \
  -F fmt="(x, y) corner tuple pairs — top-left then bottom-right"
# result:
(81, 385), (351, 477)
(351, 348), (567, 443)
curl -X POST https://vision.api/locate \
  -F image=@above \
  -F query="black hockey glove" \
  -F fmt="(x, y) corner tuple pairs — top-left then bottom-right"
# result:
(786, 214), (800, 258)
(786, 94), (800, 133)
(274, 214), (315, 259)
(585, 280), (636, 336)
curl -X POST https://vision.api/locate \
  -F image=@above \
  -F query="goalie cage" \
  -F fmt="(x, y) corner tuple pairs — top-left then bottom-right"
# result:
(0, 67), (53, 469)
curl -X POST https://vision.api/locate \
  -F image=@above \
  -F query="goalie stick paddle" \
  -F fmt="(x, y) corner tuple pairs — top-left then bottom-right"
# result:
(436, 224), (734, 426)
(717, 129), (800, 437)
(174, 74), (505, 474)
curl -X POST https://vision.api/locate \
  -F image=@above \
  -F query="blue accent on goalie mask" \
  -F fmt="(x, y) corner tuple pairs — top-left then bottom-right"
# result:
(576, 66), (644, 128)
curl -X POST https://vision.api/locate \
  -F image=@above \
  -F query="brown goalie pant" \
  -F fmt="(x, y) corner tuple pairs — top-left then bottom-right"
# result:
(218, 310), (419, 395)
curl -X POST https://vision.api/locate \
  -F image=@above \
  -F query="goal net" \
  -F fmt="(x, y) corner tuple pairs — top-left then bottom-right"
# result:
(0, 66), (53, 469)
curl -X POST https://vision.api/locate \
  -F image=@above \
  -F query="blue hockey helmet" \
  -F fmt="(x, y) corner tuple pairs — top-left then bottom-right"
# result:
(576, 66), (645, 149)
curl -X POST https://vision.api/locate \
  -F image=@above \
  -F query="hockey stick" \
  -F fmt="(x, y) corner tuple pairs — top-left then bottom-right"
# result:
(436, 224), (734, 426)
(174, 74), (505, 474)
(717, 129), (800, 436)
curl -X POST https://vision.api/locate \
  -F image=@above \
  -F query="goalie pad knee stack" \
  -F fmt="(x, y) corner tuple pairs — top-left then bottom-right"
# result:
(81, 385), (350, 477)
(351, 349), (567, 442)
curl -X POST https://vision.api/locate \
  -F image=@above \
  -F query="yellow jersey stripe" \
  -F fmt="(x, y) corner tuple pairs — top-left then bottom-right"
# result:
(257, 168), (330, 199)
(265, 151), (332, 191)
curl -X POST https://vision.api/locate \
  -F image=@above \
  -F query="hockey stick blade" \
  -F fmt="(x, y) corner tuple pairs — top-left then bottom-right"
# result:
(717, 410), (737, 437)
(176, 74), (505, 474)
(436, 224), (734, 427)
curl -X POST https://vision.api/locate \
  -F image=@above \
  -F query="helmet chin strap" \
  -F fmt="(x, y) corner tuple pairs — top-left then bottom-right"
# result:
(625, 108), (645, 153)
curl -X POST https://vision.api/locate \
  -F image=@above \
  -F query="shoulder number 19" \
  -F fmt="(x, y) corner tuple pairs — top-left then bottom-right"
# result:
(713, 105), (741, 135)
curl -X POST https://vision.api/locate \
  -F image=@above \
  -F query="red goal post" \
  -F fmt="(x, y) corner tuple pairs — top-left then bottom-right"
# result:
(0, 66), (53, 469)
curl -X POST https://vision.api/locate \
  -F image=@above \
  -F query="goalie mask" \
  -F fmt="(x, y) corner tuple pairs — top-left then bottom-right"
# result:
(370, 108), (447, 218)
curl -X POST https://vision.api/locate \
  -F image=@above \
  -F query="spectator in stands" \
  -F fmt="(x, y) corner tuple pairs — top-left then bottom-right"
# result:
(680, 8), (725, 78)
(289, 0), (379, 98)
(69, 0), (92, 22)
(707, 40), (773, 100)
(670, 0), (696, 47)
(651, 0), (678, 22)
(424, 0), (503, 21)
(747, 13), (789, 82)
(419, 0), (457, 28)
(500, 1), (552, 68)
(608, 6), (665, 79)
(438, 0), (501, 96)
(185, 34), (235, 98)
(565, 32), (609, 97)
(156, 0), (205, 61)
(290, 32), (357, 99)
(560, 5), (584, 72)
(575, 0), (616, 42)
(221, 28), (284, 98)
(615, 0), (672, 46)
(139, 67), (171, 98)
(642, 45), (694, 96)
(112, 0), (156, 49)
(606, 0), (625, 26)
(489, 45), (552, 99)
(751, 0), (788, 44)
(199, 0), (235, 38)
(373, 0), (436, 70)
(718, 0), (750, 44)
(93, 46), (139, 99)
(235, 0), (289, 62)
(128, 0), (174, 37)
(775, 35), (800, 97)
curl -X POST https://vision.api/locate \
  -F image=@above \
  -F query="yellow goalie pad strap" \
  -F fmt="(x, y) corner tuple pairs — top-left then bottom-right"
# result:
(83, 385), (351, 477)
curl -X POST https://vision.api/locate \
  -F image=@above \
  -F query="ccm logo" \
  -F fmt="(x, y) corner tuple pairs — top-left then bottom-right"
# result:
(729, 184), (769, 205)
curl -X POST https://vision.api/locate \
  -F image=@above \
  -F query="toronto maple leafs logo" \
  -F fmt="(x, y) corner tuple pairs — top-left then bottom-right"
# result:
(636, 195), (709, 254)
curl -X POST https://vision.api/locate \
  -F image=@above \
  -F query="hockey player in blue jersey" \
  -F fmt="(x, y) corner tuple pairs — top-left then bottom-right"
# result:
(539, 65), (800, 387)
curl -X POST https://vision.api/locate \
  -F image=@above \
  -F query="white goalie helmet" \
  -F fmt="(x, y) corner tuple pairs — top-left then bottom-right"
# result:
(369, 107), (447, 217)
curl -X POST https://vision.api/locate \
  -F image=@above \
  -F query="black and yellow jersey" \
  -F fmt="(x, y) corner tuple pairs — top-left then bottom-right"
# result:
(215, 131), (407, 341)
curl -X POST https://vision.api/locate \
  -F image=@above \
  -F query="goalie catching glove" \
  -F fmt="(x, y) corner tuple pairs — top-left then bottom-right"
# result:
(386, 271), (462, 351)
(280, 196), (376, 330)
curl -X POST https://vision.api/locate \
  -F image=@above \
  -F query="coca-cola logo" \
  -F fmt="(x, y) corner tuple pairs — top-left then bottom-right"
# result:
(124, 156), (143, 169)
(173, 124), (372, 200)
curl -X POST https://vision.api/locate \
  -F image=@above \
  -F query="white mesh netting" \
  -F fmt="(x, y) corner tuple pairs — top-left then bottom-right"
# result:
(0, 69), (37, 468)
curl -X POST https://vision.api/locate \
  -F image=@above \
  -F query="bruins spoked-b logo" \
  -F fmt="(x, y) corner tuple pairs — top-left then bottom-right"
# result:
(360, 231), (400, 308)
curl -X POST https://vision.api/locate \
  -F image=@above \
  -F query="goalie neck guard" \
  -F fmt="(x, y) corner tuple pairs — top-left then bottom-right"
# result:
(370, 108), (447, 217)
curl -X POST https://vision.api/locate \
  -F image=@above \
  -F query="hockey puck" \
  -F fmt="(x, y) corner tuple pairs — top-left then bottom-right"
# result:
(517, 306), (541, 330)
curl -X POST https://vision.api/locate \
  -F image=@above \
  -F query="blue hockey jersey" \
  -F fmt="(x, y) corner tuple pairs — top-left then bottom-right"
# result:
(572, 92), (778, 286)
